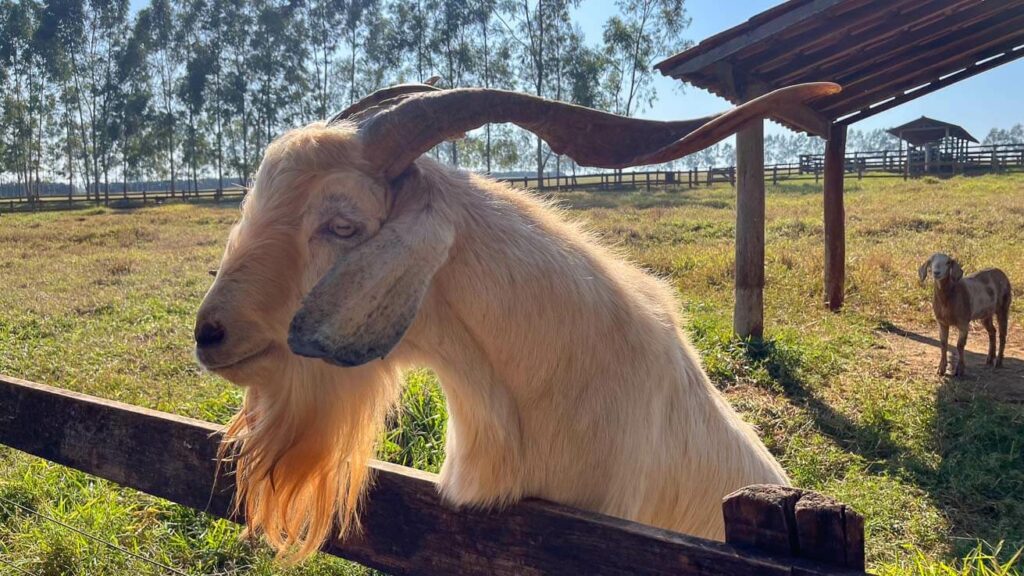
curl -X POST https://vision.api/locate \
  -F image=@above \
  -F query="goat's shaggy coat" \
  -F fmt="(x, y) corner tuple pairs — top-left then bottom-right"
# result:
(198, 124), (789, 560)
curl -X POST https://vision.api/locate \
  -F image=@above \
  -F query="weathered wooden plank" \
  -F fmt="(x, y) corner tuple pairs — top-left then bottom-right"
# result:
(734, 119), (765, 339)
(820, 13), (1024, 116)
(772, 0), (988, 86)
(823, 124), (846, 311)
(746, 0), (923, 77)
(0, 375), (866, 576)
(0, 375), (236, 516)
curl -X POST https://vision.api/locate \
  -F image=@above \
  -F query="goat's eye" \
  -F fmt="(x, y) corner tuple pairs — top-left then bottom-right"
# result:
(326, 218), (358, 239)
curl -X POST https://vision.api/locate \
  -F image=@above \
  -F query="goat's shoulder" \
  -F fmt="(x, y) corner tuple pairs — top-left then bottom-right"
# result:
(963, 268), (1012, 315)
(969, 268), (1012, 292)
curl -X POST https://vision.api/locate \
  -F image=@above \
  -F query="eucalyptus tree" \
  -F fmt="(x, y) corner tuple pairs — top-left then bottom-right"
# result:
(601, 0), (689, 119)
(302, 0), (345, 121)
(249, 0), (307, 156)
(179, 44), (214, 195)
(144, 0), (181, 196)
(80, 0), (131, 201)
(200, 0), (229, 193)
(558, 31), (606, 178)
(500, 0), (577, 184)
(469, 0), (516, 173)
(431, 0), (476, 166)
(219, 0), (257, 185)
(35, 0), (88, 197)
(337, 0), (377, 105)
(389, 0), (436, 82)
(0, 0), (39, 199)
(112, 13), (153, 195)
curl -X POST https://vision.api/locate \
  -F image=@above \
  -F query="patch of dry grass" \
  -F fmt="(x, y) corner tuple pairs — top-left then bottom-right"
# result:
(1, 173), (1023, 574)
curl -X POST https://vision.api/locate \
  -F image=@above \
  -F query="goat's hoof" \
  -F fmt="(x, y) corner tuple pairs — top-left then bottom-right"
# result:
(995, 359), (1004, 368)
(986, 357), (994, 366)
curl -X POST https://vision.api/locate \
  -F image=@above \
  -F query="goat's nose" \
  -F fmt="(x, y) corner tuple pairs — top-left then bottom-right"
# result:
(195, 320), (226, 348)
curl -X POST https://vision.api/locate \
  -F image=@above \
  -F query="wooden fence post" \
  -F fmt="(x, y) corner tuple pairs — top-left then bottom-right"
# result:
(723, 485), (865, 570)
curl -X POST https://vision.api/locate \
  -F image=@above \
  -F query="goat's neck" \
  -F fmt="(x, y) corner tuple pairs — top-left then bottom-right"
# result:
(933, 278), (966, 321)
(396, 163), (787, 527)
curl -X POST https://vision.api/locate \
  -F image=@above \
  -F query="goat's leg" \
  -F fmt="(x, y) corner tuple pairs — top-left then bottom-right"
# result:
(954, 323), (969, 377)
(938, 324), (949, 376)
(983, 316), (997, 366)
(997, 305), (1009, 368)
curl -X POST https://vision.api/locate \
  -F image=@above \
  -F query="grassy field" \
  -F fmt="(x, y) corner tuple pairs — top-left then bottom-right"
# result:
(1, 173), (1022, 575)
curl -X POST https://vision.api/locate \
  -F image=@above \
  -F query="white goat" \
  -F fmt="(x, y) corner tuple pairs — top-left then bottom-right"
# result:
(919, 253), (1012, 376)
(194, 82), (839, 559)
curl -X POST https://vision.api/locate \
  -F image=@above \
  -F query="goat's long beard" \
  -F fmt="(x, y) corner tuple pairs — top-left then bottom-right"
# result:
(219, 360), (402, 560)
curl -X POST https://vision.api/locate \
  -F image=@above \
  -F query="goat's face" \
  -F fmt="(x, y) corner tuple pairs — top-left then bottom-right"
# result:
(919, 253), (963, 285)
(195, 126), (402, 384)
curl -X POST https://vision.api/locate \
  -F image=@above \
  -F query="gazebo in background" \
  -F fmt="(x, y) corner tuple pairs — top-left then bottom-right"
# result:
(887, 116), (979, 176)
(654, 0), (1024, 338)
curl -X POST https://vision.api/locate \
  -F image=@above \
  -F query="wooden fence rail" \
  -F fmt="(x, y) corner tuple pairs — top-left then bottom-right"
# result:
(0, 375), (866, 575)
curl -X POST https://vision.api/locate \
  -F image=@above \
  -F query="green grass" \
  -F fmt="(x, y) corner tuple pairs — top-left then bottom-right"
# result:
(1, 173), (1023, 574)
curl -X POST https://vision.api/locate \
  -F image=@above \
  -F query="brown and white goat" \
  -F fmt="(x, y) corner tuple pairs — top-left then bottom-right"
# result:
(194, 82), (840, 559)
(919, 253), (1012, 377)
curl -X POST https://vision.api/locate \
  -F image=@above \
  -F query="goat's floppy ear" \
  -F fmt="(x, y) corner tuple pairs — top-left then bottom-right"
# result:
(951, 259), (964, 281)
(287, 207), (454, 367)
(918, 256), (933, 283)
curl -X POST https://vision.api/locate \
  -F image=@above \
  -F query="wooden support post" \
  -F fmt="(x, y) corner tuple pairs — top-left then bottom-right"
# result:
(824, 124), (847, 312)
(723, 485), (865, 571)
(735, 119), (765, 339)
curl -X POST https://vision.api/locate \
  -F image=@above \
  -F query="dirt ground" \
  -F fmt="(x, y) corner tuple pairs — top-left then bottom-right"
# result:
(882, 322), (1024, 403)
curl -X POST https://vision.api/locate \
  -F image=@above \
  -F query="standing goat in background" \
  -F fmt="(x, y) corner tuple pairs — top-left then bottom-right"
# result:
(194, 82), (839, 559)
(920, 253), (1012, 377)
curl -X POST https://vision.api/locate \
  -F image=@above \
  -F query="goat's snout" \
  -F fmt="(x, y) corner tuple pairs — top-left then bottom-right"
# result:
(195, 319), (227, 349)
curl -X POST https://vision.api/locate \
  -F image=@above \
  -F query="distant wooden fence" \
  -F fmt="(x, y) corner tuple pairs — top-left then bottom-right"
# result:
(0, 374), (866, 575)
(5, 142), (1020, 213)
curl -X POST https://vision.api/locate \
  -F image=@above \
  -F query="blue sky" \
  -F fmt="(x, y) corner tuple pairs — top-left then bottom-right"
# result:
(574, 0), (1024, 139)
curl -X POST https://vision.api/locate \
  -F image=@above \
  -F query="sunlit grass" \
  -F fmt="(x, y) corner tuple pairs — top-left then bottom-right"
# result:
(1, 173), (1023, 574)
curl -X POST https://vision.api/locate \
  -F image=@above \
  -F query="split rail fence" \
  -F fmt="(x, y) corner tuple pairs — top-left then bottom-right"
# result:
(4, 143), (1021, 213)
(0, 374), (867, 575)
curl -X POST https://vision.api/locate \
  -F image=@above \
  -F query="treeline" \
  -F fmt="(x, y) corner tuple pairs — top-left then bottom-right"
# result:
(0, 0), (696, 199)
(4, 1), (1020, 202)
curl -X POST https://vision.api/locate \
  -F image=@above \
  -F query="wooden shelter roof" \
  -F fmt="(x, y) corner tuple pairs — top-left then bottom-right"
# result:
(655, 0), (1024, 137)
(887, 116), (979, 146)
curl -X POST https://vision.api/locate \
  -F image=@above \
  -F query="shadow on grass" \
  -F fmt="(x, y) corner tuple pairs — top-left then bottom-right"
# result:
(740, 330), (1024, 559)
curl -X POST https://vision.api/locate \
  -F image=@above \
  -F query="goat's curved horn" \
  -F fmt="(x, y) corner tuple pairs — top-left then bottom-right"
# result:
(354, 83), (840, 181)
(327, 81), (443, 125)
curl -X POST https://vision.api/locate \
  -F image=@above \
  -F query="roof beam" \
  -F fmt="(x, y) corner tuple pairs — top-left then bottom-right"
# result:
(762, 0), (976, 81)
(656, 0), (846, 78)
(836, 43), (1024, 126)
